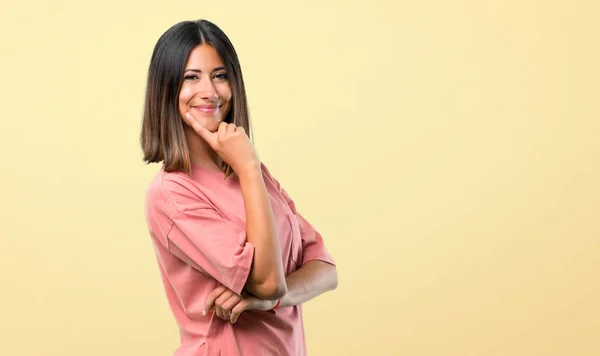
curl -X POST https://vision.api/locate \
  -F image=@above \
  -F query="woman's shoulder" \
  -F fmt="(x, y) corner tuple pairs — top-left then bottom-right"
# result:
(146, 168), (194, 194)
(145, 168), (206, 215)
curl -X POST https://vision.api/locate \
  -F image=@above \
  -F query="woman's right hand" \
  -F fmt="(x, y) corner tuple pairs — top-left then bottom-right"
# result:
(184, 112), (259, 175)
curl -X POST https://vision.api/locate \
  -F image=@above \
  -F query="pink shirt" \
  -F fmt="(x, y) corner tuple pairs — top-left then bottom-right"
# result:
(144, 163), (335, 356)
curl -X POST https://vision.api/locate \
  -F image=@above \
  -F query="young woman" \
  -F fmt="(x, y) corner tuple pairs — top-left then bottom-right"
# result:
(140, 19), (338, 356)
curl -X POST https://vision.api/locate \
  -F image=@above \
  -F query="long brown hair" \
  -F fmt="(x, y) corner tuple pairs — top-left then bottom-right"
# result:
(140, 19), (251, 178)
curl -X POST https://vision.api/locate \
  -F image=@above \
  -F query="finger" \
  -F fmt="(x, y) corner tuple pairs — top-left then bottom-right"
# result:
(216, 306), (225, 320)
(227, 123), (237, 135)
(215, 290), (234, 320)
(185, 112), (217, 148)
(230, 299), (250, 324)
(204, 285), (227, 316)
(222, 308), (230, 321)
(221, 294), (242, 311)
(216, 290), (234, 320)
(215, 290), (234, 307)
(215, 289), (241, 320)
(221, 306), (230, 321)
(217, 121), (228, 141)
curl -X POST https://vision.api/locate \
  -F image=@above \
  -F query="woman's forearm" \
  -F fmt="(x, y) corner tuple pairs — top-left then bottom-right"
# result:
(238, 163), (287, 300)
(278, 260), (338, 308)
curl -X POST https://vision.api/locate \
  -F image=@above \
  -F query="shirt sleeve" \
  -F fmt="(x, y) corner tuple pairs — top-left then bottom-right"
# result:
(157, 175), (254, 295)
(261, 164), (336, 267)
(295, 211), (336, 266)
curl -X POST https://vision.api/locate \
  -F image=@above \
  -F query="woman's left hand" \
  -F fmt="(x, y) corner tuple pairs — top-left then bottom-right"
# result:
(204, 285), (277, 324)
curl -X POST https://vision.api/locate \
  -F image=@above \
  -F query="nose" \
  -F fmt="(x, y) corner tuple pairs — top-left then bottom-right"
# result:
(198, 75), (217, 100)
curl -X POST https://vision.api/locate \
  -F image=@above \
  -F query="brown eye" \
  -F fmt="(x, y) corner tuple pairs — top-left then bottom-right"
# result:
(215, 73), (228, 80)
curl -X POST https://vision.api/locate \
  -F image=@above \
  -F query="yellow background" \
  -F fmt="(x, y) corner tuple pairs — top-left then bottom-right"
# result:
(1, 0), (598, 355)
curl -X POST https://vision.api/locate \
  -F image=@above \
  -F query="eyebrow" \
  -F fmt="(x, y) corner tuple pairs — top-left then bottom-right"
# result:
(184, 67), (226, 73)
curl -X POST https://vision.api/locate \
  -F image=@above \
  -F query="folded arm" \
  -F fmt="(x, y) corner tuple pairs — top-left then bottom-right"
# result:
(206, 260), (337, 323)
(278, 260), (337, 307)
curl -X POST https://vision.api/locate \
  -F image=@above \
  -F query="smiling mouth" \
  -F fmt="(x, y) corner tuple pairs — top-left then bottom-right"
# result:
(193, 105), (221, 113)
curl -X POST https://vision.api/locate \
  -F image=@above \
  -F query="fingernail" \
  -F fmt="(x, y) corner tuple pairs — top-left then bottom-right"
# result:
(202, 309), (206, 316)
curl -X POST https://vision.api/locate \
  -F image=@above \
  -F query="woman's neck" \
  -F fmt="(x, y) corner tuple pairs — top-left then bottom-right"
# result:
(184, 126), (221, 171)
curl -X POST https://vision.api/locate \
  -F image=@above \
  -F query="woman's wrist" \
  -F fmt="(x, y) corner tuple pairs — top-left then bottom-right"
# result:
(235, 160), (261, 180)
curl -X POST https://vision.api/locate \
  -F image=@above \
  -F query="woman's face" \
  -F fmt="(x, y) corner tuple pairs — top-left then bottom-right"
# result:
(179, 44), (232, 132)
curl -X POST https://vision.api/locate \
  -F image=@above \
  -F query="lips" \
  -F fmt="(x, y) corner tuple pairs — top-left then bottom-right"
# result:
(193, 105), (221, 113)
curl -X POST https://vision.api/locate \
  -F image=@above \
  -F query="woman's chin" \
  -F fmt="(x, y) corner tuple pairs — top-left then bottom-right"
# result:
(190, 116), (222, 132)
(202, 119), (222, 132)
